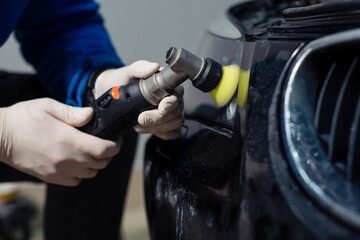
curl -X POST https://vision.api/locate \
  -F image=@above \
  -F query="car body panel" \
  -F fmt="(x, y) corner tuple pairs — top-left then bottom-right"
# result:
(144, 1), (360, 239)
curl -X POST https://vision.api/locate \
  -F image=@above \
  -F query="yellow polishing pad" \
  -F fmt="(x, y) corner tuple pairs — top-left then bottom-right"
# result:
(210, 65), (240, 107)
(237, 69), (250, 109)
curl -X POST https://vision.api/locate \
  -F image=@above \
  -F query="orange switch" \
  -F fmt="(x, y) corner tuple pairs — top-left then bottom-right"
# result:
(111, 86), (120, 99)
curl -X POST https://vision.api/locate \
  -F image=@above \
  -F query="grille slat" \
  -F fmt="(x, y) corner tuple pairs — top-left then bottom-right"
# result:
(347, 95), (360, 181)
(315, 61), (348, 153)
(315, 62), (348, 134)
(328, 57), (360, 166)
(314, 62), (336, 134)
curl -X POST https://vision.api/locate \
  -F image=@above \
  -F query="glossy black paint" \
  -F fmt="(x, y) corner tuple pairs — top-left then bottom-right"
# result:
(145, 118), (241, 239)
(144, 1), (360, 239)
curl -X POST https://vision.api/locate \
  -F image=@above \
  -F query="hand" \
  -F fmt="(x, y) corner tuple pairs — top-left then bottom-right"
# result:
(135, 86), (184, 140)
(94, 60), (184, 140)
(0, 98), (121, 186)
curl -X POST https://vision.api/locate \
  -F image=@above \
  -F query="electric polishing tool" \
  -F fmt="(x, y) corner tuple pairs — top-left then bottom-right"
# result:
(82, 46), (240, 140)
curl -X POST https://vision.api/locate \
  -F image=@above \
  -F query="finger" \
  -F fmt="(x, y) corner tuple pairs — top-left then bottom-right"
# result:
(125, 60), (160, 79)
(158, 96), (183, 116)
(87, 138), (122, 159)
(134, 117), (183, 134)
(55, 122), (122, 161)
(158, 86), (184, 114)
(76, 168), (99, 179)
(85, 157), (112, 170)
(67, 178), (82, 187)
(43, 98), (94, 127)
(75, 132), (122, 159)
(137, 104), (183, 127)
(60, 165), (99, 179)
(54, 177), (82, 187)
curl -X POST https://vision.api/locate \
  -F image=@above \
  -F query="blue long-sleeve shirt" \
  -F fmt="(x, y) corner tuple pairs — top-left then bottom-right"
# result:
(0, 0), (123, 106)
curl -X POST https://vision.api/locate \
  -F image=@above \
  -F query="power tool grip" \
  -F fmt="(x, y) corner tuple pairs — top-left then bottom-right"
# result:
(80, 47), (224, 140)
(81, 79), (154, 140)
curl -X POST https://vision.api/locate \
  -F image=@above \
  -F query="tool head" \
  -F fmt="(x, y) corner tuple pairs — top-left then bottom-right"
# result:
(192, 58), (223, 93)
(140, 47), (224, 106)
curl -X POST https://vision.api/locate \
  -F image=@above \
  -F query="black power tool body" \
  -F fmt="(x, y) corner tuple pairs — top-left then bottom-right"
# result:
(81, 47), (222, 140)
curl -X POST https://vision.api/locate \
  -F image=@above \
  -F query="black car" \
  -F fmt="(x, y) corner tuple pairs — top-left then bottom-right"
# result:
(143, 1), (360, 239)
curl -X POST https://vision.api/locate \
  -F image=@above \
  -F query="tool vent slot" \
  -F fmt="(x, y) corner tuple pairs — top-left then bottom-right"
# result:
(98, 109), (140, 139)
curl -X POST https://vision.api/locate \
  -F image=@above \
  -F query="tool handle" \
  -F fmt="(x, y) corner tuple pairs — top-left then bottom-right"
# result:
(80, 80), (155, 140)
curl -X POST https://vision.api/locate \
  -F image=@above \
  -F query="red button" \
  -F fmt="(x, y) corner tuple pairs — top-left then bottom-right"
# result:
(111, 86), (120, 99)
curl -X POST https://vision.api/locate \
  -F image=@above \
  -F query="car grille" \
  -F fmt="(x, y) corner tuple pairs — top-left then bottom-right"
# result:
(314, 52), (360, 183)
(281, 28), (360, 230)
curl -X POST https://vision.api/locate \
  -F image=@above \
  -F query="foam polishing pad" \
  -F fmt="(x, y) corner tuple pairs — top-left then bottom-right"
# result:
(209, 65), (240, 107)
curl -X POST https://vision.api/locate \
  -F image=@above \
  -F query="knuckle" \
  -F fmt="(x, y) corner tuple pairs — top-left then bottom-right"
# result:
(96, 160), (109, 169)
(40, 98), (53, 107)
(42, 165), (58, 180)
(53, 130), (71, 146)
(93, 144), (108, 157)
(62, 105), (77, 123)
(141, 114), (154, 126)
(51, 152), (67, 166)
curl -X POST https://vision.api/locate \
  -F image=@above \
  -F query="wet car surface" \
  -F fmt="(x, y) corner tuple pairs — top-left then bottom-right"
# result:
(144, 1), (360, 239)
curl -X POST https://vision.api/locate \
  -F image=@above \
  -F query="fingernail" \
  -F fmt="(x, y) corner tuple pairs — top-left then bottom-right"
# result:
(159, 103), (170, 115)
(159, 107), (165, 115)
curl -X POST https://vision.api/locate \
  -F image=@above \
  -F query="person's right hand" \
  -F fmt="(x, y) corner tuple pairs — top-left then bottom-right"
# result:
(0, 98), (121, 186)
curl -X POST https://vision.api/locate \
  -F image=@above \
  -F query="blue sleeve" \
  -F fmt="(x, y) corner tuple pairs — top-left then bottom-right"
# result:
(14, 0), (123, 106)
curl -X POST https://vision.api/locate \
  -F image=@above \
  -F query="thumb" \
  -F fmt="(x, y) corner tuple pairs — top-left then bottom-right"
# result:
(126, 60), (160, 79)
(45, 99), (94, 127)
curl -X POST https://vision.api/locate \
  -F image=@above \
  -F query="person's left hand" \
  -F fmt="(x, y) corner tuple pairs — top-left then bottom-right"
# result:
(94, 60), (184, 140)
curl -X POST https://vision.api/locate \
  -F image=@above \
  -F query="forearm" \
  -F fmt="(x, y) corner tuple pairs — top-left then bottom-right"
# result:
(15, 0), (123, 106)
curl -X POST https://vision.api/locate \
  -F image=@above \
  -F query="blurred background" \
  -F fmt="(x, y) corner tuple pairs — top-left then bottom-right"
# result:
(0, 0), (238, 239)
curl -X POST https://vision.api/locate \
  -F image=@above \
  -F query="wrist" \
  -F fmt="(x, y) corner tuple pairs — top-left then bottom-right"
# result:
(84, 66), (119, 106)
(0, 108), (13, 163)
